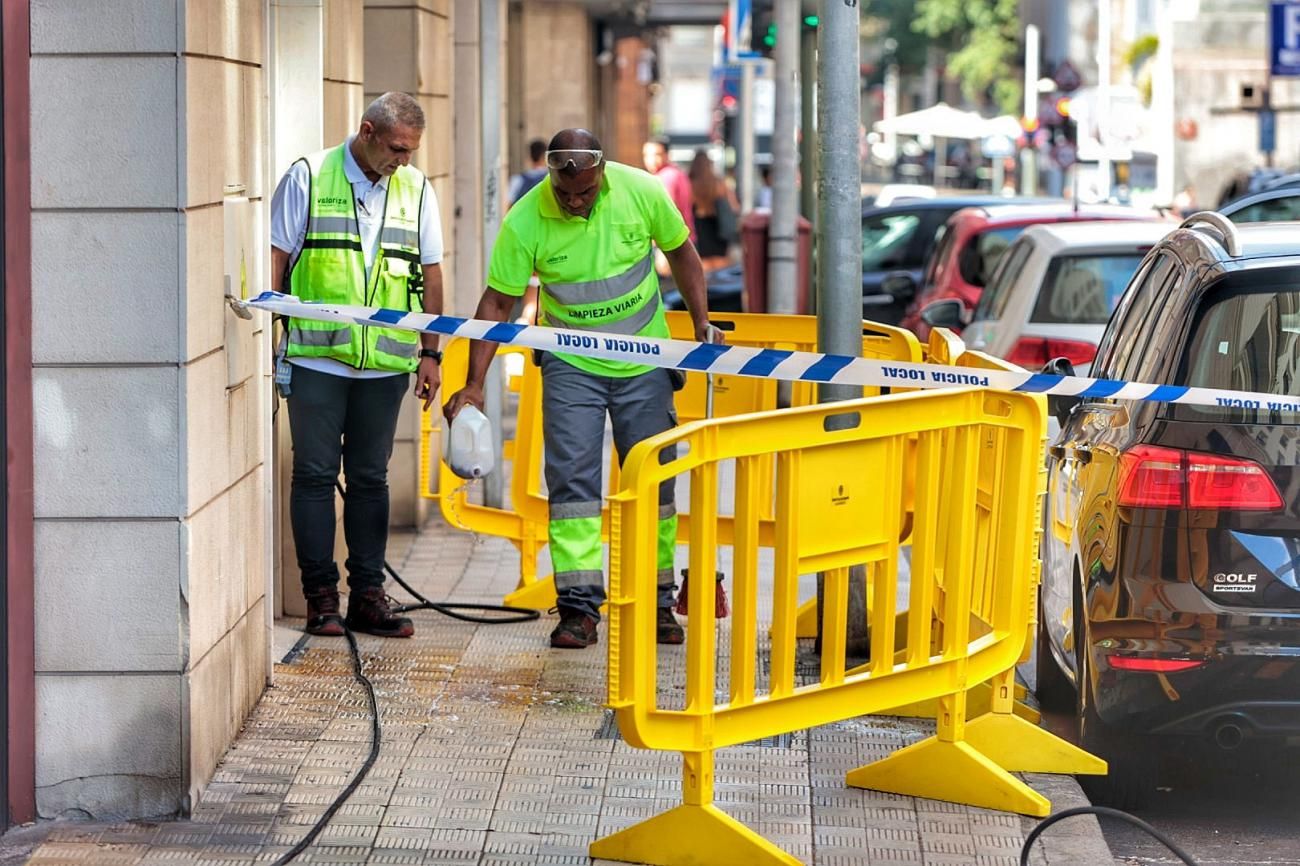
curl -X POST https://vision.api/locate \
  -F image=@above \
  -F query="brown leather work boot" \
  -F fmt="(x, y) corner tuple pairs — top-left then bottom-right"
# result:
(657, 607), (684, 645)
(550, 609), (598, 649)
(346, 588), (415, 638)
(304, 585), (345, 636)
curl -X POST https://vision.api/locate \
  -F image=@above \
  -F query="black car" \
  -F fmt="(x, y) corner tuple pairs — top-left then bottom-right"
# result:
(1219, 186), (1300, 223)
(1037, 212), (1300, 808)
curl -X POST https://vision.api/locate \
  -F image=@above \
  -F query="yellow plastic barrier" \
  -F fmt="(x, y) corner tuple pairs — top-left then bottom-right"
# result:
(420, 310), (922, 611)
(907, 331), (1105, 779)
(591, 386), (1053, 866)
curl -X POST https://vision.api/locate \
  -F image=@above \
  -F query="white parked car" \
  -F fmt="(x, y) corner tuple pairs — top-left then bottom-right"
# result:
(871, 183), (937, 207)
(961, 220), (1175, 375)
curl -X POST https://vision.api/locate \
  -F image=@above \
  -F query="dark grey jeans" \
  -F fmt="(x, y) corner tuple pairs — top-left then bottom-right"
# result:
(286, 364), (408, 592)
(541, 353), (678, 619)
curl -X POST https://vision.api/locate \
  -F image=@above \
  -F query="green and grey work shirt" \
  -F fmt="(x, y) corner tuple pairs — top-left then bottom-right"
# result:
(487, 160), (690, 377)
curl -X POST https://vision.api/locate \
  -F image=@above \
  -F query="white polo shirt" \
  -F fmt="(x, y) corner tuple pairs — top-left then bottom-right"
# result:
(271, 137), (444, 378)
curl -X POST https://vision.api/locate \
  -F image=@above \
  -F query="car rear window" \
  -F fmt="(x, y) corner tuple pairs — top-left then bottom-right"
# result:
(1171, 285), (1300, 423)
(1030, 253), (1145, 324)
(958, 226), (1024, 287)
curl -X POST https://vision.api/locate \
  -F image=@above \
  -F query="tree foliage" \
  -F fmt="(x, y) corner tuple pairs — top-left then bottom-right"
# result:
(910, 0), (1024, 114)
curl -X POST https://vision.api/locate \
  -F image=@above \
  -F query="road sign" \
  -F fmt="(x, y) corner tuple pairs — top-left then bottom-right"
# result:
(1271, 0), (1300, 76)
(1260, 107), (1277, 154)
(727, 0), (761, 61)
(1053, 61), (1082, 93)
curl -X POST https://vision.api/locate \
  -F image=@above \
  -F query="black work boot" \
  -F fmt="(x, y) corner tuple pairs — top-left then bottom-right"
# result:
(304, 585), (345, 636)
(550, 609), (598, 649)
(657, 607), (684, 645)
(346, 587), (415, 638)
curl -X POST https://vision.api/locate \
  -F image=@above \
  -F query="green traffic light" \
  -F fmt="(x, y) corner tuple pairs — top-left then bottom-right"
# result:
(803, 14), (819, 26)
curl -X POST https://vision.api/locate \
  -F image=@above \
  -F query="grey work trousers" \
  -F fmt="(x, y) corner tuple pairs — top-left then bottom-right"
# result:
(540, 353), (678, 620)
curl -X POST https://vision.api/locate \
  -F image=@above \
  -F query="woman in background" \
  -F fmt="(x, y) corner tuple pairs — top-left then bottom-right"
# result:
(688, 150), (740, 272)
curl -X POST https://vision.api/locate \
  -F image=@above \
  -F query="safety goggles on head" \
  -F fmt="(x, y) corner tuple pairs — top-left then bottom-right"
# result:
(546, 149), (604, 171)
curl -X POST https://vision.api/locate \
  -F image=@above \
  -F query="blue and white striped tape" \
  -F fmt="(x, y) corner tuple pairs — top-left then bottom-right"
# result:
(244, 291), (1300, 413)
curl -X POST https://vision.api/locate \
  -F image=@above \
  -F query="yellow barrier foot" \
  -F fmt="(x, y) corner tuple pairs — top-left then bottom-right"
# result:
(588, 803), (801, 866)
(964, 712), (1107, 776)
(795, 597), (818, 638)
(502, 575), (557, 610)
(845, 738), (1051, 817)
(883, 683), (1042, 724)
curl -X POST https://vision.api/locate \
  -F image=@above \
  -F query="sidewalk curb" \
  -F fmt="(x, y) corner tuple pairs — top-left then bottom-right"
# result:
(1022, 772), (1114, 865)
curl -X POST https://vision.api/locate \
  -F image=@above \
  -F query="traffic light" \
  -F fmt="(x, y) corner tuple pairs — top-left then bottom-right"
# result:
(754, 8), (776, 57)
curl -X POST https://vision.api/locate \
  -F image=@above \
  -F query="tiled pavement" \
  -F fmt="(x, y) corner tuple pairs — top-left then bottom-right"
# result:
(11, 517), (1112, 866)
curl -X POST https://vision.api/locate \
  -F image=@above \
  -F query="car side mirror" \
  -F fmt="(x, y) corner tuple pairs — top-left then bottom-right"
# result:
(919, 298), (966, 330)
(1042, 357), (1081, 425)
(881, 271), (918, 301)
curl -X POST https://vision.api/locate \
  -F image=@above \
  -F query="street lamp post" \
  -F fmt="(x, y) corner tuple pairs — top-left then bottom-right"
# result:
(815, 0), (867, 655)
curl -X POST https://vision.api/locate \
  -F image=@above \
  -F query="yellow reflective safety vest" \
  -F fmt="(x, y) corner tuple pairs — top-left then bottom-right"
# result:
(286, 144), (424, 372)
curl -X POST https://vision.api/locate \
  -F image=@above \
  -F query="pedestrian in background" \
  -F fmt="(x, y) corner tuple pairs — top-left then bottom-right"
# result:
(269, 91), (445, 639)
(444, 128), (721, 650)
(508, 138), (549, 206)
(642, 136), (695, 241)
(688, 149), (740, 272)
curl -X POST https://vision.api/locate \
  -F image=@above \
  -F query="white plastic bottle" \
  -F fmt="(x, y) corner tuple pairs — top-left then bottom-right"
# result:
(447, 404), (495, 479)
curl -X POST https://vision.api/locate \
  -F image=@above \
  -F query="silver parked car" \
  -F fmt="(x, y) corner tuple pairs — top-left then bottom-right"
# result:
(961, 221), (1175, 375)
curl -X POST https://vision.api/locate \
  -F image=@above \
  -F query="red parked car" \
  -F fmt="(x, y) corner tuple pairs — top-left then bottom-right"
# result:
(895, 203), (1166, 340)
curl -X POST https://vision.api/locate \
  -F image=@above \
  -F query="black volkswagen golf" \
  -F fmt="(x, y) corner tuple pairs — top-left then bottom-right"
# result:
(1036, 213), (1300, 807)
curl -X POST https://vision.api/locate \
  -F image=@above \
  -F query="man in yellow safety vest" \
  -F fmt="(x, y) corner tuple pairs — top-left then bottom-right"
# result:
(270, 92), (445, 639)
(444, 128), (721, 649)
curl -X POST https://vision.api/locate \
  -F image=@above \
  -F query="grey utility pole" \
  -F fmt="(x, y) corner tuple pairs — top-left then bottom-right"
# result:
(815, 0), (867, 657)
(767, 0), (800, 315)
(481, 0), (506, 508)
(799, 15), (817, 227)
(738, 61), (757, 212)
(815, 0), (861, 402)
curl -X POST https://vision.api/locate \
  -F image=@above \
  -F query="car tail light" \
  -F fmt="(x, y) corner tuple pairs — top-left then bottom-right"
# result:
(1118, 445), (1185, 508)
(1187, 452), (1285, 510)
(1108, 655), (1206, 673)
(1118, 445), (1283, 511)
(1005, 336), (1097, 368)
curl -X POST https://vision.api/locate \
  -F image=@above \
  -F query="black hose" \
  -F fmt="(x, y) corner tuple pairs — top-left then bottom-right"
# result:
(270, 628), (380, 866)
(1020, 806), (1199, 866)
(269, 483), (539, 865)
(335, 480), (539, 624)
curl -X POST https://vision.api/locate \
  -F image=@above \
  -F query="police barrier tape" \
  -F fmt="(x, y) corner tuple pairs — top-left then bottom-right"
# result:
(244, 291), (1300, 412)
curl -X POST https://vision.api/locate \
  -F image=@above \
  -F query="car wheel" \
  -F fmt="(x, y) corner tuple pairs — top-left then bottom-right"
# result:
(1033, 588), (1075, 713)
(1073, 595), (1157, 811)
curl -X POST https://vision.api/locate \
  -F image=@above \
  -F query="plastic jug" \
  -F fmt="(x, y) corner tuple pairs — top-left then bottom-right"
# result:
(447, 404), (495, 479)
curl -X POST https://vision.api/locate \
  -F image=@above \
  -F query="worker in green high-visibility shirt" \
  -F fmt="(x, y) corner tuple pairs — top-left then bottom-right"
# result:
(444, 128), (721, 649)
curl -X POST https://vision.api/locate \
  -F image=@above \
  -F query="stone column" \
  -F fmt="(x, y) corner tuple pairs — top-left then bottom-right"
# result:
(29, 0), (268, 818)
(363, 0), (455, 528)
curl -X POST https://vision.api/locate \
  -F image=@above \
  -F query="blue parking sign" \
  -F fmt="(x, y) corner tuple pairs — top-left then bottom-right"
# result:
(1272, 0), (1300, 76)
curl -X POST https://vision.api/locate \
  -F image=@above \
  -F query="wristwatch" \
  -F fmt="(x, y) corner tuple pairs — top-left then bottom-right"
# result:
(419, 348), (443, 363)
